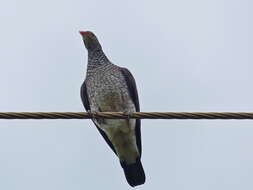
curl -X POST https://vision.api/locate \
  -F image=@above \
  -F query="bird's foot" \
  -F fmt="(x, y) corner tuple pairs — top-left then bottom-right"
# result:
(87, 110), (96, 122)
(123, 111), (133, 120)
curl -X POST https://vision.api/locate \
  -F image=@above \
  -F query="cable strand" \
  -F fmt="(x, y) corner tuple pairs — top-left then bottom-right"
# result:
(1, 112), (253, 119)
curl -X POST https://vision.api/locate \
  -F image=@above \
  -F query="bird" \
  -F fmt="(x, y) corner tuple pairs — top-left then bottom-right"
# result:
(79, 31), (145, 187)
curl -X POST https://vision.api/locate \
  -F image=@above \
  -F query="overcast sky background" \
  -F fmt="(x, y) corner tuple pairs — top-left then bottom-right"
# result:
(0, 0), (252, 189)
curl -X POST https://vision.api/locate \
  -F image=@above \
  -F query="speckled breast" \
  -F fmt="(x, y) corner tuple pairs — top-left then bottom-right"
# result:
(86, 65), (133, 112)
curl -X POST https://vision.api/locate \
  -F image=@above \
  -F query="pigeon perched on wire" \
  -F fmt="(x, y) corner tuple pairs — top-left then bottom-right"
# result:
(80, 31), (145, 187)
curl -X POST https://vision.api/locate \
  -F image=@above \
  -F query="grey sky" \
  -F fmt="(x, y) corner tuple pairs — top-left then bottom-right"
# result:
(0, 0), (252, 189)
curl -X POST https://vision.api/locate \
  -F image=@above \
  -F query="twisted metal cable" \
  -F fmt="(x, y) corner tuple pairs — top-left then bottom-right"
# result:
(1, 112), (253, 119)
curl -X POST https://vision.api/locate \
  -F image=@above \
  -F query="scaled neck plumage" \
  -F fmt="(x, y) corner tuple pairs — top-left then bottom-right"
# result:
(87, 49), (110, 70)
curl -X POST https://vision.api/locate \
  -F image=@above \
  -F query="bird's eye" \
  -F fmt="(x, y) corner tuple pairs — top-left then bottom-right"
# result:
(90, 34), (96, 39)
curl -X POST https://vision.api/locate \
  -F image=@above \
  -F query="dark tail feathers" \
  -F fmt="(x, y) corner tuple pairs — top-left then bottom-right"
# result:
(120, 158), (145, 187)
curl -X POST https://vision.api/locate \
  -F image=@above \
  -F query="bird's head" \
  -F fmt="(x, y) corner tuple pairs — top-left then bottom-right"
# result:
(79, 31), (102, 52)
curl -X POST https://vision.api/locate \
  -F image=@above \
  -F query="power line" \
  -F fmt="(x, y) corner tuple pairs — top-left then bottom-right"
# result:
(1, 112), (253, 119)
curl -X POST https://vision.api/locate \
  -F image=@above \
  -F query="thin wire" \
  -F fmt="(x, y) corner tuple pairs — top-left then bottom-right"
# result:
(0, 112), (253, 119)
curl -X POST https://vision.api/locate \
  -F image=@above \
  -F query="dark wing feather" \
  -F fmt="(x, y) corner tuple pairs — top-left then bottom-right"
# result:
(120, 68), (142, 156)
(80, 82), (90, 111)
(80, 81), (116, 154)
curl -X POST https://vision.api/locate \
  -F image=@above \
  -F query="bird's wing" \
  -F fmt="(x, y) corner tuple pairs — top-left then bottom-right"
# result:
(120, 67), (142, 156)
(80, 81), (116, 154)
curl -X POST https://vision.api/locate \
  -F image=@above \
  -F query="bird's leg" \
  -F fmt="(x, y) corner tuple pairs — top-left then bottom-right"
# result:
(87, 110), (96, 123)
(123, 111), (133, 123)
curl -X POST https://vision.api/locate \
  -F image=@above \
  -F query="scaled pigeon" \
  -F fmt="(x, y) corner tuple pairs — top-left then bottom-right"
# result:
(80, 31), (145, 187)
